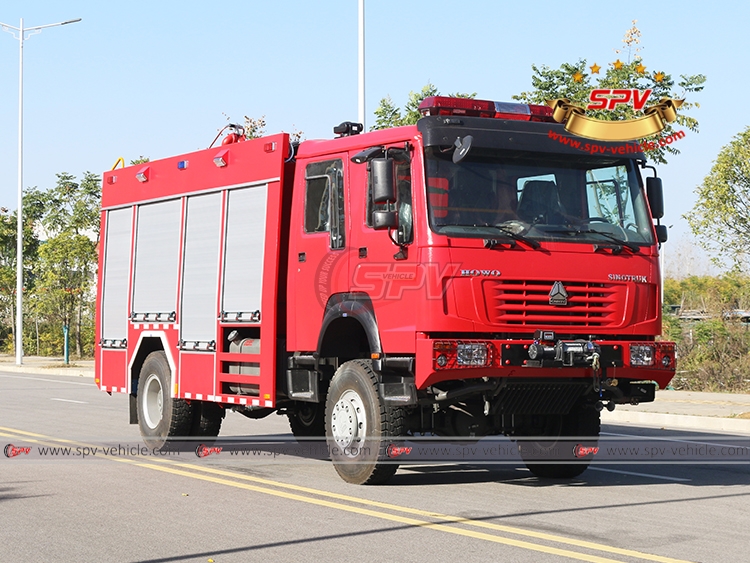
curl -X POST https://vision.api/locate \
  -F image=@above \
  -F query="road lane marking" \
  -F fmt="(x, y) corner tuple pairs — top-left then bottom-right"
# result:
(588, 467), (691, 482)
(168, 461), (694, 563)
(0, 426), (697, 563)
(50, 398), (88, 404)
(112, 458), (682, 563)
(0, 374), (93, 386)
(602, 431), (749, 451)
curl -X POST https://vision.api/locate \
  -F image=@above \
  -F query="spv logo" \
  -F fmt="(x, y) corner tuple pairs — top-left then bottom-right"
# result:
(587, 89), (652, 111)
(4, 444), (31, 458)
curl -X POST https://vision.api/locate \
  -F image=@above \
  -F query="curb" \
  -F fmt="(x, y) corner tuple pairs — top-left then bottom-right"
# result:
(603, 410), (750, 435)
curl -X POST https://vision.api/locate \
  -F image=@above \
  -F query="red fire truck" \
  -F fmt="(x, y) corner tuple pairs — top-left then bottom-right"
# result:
(96, 96), (675, 484)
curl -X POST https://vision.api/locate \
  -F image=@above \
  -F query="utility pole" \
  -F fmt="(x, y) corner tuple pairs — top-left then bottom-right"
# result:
(358, 0), (365, 129)
(0, 16), (81, 365)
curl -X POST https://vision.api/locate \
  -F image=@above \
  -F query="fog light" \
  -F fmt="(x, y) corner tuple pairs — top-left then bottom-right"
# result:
(436, 354), (448, 368)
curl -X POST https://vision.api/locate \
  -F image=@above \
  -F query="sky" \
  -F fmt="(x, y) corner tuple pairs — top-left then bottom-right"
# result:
(0, 1), (747, 275)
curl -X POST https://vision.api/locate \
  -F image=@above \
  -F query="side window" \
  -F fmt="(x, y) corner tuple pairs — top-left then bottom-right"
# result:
(366, 161), (413, 244)
(304, 159), (345, 249)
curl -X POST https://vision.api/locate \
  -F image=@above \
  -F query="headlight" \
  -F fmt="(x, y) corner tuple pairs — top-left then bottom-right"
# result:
(456, 343), (489, 366)
(630, 344), (655, 366)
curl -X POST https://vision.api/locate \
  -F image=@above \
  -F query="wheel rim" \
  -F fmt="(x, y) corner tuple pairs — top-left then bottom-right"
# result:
(142, 373), (164, 430)
(331, 389), (366, 457)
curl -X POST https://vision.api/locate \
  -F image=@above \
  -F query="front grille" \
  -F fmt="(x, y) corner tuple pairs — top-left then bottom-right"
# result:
(485, 279), (624, 328)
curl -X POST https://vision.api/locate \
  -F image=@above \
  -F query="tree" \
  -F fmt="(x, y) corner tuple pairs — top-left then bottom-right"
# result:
(686, 126), (750, 271)
(371, 83), (476, 130)
(0, 189), (46, 353)
(243, 115), (267, 139)
(34, 231), (97, 358)
(42, 172), (102, 240)
(513, 21), (705, 164)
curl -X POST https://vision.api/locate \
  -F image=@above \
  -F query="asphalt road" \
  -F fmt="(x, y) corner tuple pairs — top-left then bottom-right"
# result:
(1, 370), (749, 563)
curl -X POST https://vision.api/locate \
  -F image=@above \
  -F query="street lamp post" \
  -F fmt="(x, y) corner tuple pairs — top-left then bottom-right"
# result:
(1, 17), (81, 365)
(358, 0), (365, 130)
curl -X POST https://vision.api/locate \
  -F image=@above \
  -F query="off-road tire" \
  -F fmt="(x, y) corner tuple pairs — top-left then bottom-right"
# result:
(520, 403), (601, 479)
(137, 351), (194, 449)
(191, 401), (225, 438)
(288, 402), (327, 438)
(325, 359), (406, 485)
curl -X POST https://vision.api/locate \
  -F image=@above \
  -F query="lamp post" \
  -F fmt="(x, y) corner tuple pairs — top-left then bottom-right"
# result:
(1, 17), (81, 365)
(358, 0), (365, 129)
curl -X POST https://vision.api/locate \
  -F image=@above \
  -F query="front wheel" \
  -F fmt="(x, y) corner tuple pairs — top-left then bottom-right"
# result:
(325, 360), (405, 485)
(288, 402), (326, 438)
(137, 351), (194, 449)
(519, 404), (600, 479)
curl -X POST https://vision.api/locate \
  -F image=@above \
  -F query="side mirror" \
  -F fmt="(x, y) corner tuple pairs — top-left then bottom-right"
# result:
(371, 158), (396, 203)
(453, 135), (473, 164)
(655, 224), (668, 243)
(647, 177), (664, 219)
(373, 210), (398, 230)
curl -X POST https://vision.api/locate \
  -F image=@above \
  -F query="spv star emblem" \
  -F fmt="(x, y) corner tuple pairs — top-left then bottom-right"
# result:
(549, 281), (568, 306)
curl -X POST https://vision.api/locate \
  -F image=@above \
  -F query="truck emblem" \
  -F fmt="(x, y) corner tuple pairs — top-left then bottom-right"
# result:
(460, 269), (501, 277)
(549, 281), (568, 306)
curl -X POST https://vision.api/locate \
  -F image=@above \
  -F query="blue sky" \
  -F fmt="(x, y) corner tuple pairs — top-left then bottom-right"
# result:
(1, 0), (747, 270)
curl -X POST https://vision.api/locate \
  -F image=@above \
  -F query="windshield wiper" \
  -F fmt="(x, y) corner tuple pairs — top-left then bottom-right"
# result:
(487, 225), (541, 250)
(547, 228), (640, 253)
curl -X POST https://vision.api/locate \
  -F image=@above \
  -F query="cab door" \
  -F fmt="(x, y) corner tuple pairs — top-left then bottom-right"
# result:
(288, 156), (350, 352)
(347, 148), (419, 353)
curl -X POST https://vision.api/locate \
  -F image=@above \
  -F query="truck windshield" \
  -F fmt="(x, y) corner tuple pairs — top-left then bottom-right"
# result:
(425, 147), (655, 246)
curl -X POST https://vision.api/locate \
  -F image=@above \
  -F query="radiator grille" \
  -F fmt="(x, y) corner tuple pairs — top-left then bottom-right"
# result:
(485, 279), (624, 327)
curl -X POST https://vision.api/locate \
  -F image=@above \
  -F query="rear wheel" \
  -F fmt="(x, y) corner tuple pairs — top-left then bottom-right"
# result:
(519, 403), (600, 479)
(137, 351), (194, 449)
(191, 401), (225, 438)
(325, 360), (405, 485)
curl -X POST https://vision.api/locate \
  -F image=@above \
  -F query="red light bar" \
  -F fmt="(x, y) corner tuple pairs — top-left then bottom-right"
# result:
(419, 96), (554, 122)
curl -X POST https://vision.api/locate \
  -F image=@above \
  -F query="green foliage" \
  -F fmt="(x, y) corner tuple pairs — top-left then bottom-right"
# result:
(663, 274), (750, 392)
(42, 172), (101, 239)
(130, 156), (150, 165)
(513, 24), (705, 165)
(664, 273), (750, 312)
(243, 115), (267, 139)
(687, 126), (750, 271)
(0, 189), (46, 345)
(35, 232), (96, 325)
(0, 172), (101, 359)
(372, 95), (403, 131)
(371, 83), (476, 130)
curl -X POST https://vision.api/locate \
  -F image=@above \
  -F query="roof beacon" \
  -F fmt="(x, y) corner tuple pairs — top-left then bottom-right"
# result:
(418, 96), (554, 122)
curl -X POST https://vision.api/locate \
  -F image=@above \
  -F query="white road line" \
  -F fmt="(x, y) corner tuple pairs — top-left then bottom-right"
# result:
(588, 467), (691, 482)
(50, 398), (88, 404)
(602, 431), (747, 450)
(0, 374), (93, 386)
